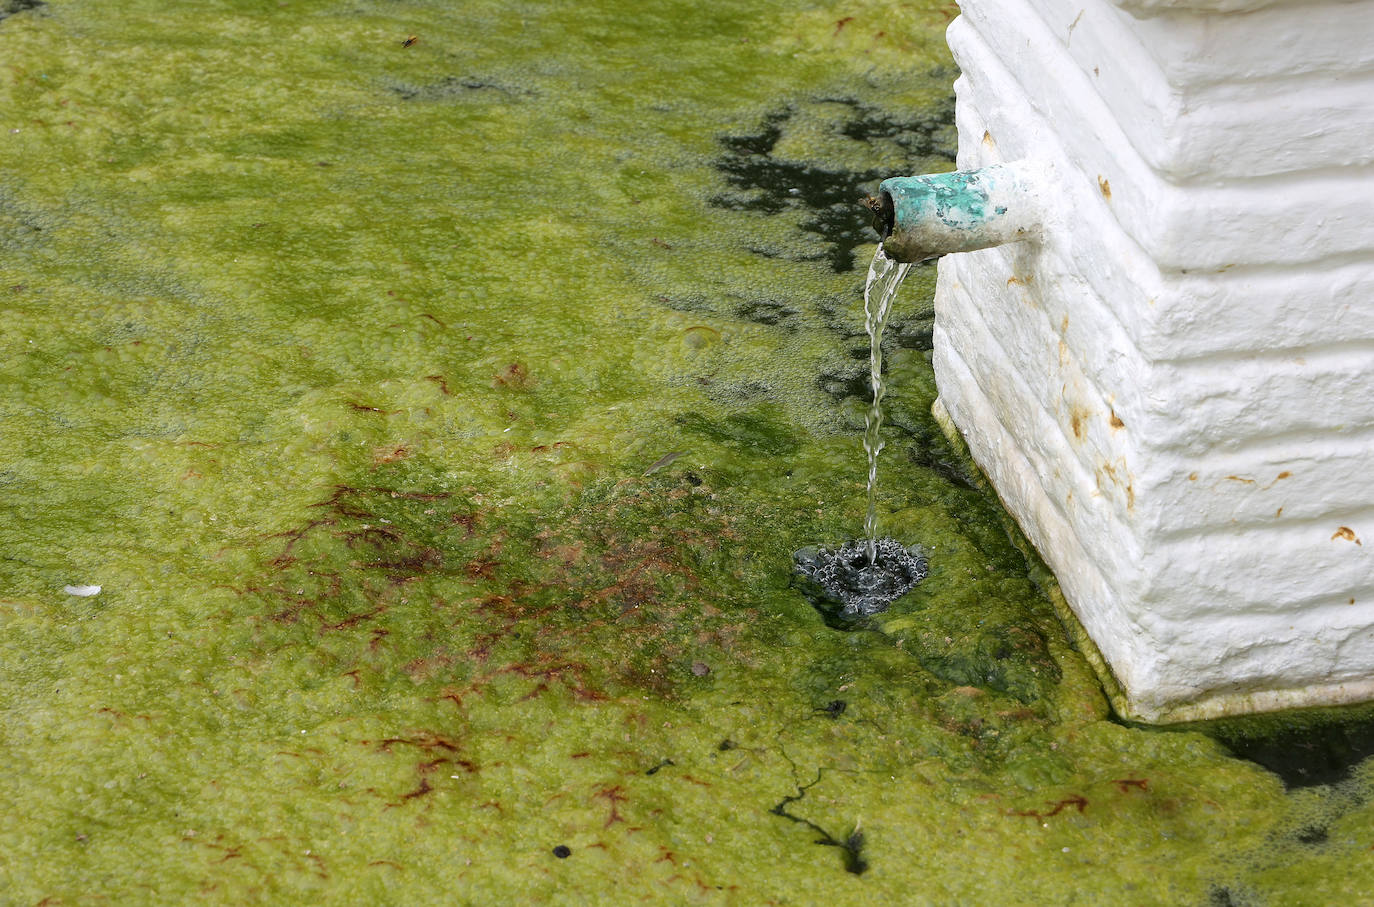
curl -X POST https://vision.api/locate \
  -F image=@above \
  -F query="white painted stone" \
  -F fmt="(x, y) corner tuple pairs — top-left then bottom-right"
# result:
(928, 0), (1374, 720)
(951, 0), (1374, 268)
(1028, 0), (1374, 177)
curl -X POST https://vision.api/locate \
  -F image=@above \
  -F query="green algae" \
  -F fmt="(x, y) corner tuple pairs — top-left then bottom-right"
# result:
(1, 0), (1372, 903)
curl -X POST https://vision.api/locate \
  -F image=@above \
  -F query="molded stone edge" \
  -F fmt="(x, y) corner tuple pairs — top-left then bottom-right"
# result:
(932, 395), (1374, 724)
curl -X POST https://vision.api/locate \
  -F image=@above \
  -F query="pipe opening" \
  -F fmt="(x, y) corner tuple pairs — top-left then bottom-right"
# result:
(863, 190), (895, 241)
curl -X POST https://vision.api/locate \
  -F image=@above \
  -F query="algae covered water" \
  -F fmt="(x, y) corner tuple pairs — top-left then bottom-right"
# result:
(2, 1), (1374, 903)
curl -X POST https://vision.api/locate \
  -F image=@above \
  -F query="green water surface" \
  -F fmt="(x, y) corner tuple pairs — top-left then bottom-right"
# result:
(2, 1), (1372, 903)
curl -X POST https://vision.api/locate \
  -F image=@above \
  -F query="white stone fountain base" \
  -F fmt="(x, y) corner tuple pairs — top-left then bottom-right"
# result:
(932, 0), (1374, 722)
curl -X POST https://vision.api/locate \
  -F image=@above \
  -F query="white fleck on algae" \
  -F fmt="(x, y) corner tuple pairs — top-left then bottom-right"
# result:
(1, 0), (1372, 903)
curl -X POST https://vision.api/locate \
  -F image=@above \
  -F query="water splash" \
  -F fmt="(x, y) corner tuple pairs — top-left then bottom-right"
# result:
(862, 245), (912, 561)
(795, 539), (930, 621)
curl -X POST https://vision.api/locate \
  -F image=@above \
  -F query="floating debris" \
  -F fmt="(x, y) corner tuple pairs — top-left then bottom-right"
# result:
(643, 450), (686, 476)
(63, 584), (102, 597)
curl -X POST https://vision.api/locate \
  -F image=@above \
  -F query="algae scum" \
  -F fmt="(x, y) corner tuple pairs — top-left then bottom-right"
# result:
(1, 1), (1372, 903)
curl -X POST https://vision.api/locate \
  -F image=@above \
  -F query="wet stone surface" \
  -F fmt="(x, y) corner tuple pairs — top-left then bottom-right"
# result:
(794, 538), (929, 621)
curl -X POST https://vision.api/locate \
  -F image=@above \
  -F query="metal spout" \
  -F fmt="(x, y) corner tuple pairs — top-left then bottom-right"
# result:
(872, 162), (1046, 264)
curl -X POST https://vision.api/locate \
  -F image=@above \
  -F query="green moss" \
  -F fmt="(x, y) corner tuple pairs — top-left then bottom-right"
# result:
(1, 0), (1371, 902)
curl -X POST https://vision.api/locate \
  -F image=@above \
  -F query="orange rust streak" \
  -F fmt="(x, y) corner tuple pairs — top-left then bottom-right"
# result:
(1333, 526), (1363, 545)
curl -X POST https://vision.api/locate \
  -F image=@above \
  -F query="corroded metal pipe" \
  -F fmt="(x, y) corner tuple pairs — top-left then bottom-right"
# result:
(872, 162), (1046, 263)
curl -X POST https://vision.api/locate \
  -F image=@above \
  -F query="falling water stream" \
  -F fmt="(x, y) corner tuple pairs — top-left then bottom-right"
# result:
(792, 244), (928, 619)
(862, 245), (912, 561)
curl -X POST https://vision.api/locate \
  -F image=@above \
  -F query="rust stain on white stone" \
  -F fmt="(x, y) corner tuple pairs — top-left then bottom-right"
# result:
(1332, 526), (1363, 545)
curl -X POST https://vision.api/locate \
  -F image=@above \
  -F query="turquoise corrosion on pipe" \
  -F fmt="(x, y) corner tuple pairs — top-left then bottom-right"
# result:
(876, 163), (1042, 264)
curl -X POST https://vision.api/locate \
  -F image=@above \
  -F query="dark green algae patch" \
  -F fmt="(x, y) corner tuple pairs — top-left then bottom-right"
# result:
(1, 1), (1372, 903)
